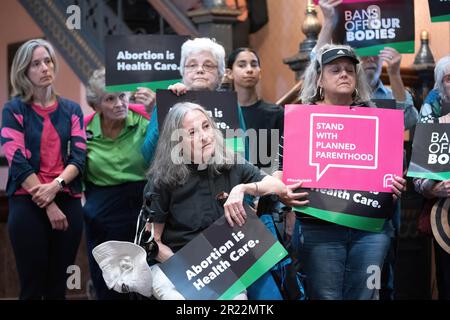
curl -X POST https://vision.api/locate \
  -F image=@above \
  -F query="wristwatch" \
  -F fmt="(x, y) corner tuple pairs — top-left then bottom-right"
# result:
(55, 177), (66, 191)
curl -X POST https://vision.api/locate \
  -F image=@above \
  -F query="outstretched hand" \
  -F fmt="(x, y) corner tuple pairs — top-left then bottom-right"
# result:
(319, 0), (343, 22)
(379, 47), (402, 75)
(133, 87), (156, 113)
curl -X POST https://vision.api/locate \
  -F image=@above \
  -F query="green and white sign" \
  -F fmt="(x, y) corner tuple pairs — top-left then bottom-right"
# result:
(159, 209), (287, 300)
(408, 123), (450, 181)
(293, 188), (394, 232)
(428, 0), (450, 22)
(156, 90), (245, 153)
(333, 0), (415, 56)
(105, 35), (188, 92)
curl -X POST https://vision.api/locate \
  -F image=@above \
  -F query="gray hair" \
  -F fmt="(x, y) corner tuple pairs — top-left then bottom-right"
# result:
(434, 55), (450, 101)
(10, 39), (58, 103)
(86, 68), (106, 109)
(179, 38), (225, 86)
(300, 44), (372, 105)
(148, 102), (235, 190)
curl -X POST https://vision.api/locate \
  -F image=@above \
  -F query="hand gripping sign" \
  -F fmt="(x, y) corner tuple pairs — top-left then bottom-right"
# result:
(283, 105), (403, 193)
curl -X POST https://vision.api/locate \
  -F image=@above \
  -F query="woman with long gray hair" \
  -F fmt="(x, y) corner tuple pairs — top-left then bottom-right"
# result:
(273, 43), (406, 300)
(143, 102), (286, 299)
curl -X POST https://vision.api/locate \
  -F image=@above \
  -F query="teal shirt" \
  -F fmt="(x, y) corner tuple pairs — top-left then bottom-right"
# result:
(86, 110), (149, 186)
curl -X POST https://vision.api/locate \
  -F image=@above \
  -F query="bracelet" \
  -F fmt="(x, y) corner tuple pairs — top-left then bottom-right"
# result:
(254, 182), (259, 196)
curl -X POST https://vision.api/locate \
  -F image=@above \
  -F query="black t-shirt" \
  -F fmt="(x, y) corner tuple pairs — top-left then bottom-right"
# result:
(145, 161), (266, 252)
(240, 100), (284, 170)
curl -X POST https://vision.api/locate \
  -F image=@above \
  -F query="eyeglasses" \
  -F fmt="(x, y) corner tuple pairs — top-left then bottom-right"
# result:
(184, 63), (218, 73)
(443, 74), (450, 84)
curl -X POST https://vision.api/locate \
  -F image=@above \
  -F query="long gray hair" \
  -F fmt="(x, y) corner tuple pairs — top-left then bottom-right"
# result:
(10, 39), (59, 103)
(300, 44), (372, 105)
(434, 55), (450, 101)
(148, 102), (235, 190)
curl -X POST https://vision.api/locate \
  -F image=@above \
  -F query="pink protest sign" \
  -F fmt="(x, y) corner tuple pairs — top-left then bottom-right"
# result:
(283, 104), (404, 192)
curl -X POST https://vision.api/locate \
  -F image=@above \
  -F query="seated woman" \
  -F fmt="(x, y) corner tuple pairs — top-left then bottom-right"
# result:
(143, 101), (287, 299)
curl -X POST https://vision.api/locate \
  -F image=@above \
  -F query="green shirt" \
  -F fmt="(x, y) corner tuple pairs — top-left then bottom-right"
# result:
(85, 110), (149, 186)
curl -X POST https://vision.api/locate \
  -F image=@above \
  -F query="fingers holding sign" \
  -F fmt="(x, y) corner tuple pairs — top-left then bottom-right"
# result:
(134, 87), (156, 114)
(279, 181), (310, 208)
(391, 174), (406, 201)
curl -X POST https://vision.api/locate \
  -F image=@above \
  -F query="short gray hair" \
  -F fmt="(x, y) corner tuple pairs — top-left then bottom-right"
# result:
(300, 43), (372, 105)
(148, 102), (235, 190)
(10, 39), (58, 103)
(179, 38), (225, 84)
(86, 68), (106, 109)
(434, 55), (450, 101)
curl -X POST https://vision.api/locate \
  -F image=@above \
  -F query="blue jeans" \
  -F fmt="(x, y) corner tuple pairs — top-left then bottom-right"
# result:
(292, 219), (390, 300)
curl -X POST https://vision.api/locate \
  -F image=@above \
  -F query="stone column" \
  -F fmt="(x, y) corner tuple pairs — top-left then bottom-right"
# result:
(283, 0), (321, 80)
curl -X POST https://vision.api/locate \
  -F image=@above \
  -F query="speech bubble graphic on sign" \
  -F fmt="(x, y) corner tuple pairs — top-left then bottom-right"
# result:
(283, 104), (403, 193)
(310, 114), (379, 181)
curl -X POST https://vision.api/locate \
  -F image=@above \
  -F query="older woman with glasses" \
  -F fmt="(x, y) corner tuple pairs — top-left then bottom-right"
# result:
(417, 55), (450, 124)
(273, 43), (406, 300)
(1, 39), (86, 299)
(141, 37), (247, 164)
(83, 68), (154, 299)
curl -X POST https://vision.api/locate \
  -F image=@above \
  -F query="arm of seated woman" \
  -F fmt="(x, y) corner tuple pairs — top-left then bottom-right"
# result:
(224, 175), (287, 227)
(154, 222), (174, 263)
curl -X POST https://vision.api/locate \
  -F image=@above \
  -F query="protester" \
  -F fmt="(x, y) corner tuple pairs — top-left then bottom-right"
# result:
(315, 0), (418, 129)
(274, 43), (406, 300)
(83, 68), (154, 299)
(1, 39), (86, 299)
(144, 102), (287, 299)
(226, 47), (284, 171)
(314, 0), (418, 299)
(141, 37), (247, 164)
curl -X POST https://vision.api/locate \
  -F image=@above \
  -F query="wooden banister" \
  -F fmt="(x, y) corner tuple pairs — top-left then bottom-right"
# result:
(147, 0), (200, 37)
(380, 66), (419, 88)
(276, 80), (303, 106)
